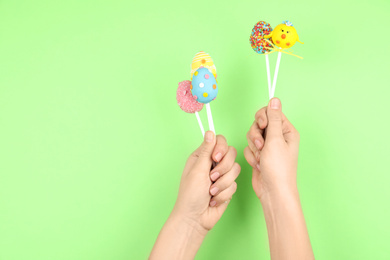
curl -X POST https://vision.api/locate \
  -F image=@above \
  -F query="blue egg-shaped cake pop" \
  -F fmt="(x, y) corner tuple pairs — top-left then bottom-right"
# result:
(191, 67), (218, 104)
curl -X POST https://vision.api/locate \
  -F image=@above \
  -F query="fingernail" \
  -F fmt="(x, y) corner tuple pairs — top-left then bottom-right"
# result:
(270, 98), (280, 109)
(210, 200), (217, 207)
(210, 186), (219, 196)
(254, 139), (262, 150)
(215, 153), (222, 162)
(205, 131), (214, 143)
(256, 164), (261, 171)
(258, 118), (263, 126)
(210, 172), (220, 181)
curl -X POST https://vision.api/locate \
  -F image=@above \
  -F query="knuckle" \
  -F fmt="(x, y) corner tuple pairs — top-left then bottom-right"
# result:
(248, 130), (257, 141)
(216, 134), (227, 145)
(229, 146), (237, 156)
(218, 134), (227, 142)
(255, 150), (261, 162)
(268, 117), (282, 123)
(255, 107), (267, 119)
(233, 162), (241, 173)
(247, 126), (254, 137)
(232, 182), (238, 193)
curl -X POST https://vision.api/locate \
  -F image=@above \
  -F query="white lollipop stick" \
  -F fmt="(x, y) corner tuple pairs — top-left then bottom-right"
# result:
(265, 54), (272, 100)
(270, 51), (282, 98)
(195, 111), (205, 137)
(205, 103), (215, 134)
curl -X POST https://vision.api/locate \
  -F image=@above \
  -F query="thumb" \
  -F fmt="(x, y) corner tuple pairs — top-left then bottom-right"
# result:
(266, 98), (283, 141)
(193, 131), (216, 172)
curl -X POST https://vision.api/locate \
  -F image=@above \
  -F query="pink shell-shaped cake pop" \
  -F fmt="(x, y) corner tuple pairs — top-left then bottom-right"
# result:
(176, 80), (204, 113)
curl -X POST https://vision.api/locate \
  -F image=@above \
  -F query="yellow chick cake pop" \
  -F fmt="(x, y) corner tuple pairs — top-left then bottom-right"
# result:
(190, 51), (217, 80)
(264, 20), (303, 49)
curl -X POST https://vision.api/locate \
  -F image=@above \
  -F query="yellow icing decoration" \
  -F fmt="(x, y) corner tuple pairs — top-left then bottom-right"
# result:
(203, 92), (208, 97)
(191, 51), (217, 79)
(264, 23), (303, 49)
(260, 21), (304, 59)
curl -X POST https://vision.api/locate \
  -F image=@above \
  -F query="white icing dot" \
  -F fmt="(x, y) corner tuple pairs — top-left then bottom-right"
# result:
(199, 82), (205, 88)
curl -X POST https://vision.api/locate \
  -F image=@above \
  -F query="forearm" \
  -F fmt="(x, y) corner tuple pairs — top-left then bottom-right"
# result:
(261, 187), (314, 260)
(150, 213), (207, 260)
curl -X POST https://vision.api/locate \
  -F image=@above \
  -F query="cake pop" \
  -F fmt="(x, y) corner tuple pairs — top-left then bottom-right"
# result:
(264, 20), (303, 49)
(177, 52), (218, 135)
(191, 67), (218, 133)
(176, 80), (204, 113)
(191, 68), (218, 104)
(176, 80), (205, 136)
(249, 20), (304, 99)
(250, 21), (273, 54)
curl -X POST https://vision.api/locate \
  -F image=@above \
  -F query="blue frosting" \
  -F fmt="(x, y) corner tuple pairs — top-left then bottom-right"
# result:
(191, 67), (218, 104)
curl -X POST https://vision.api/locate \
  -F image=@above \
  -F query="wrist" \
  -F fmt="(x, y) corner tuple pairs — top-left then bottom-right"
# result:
(149, 211), (207, 260)
(259, 184), (300, 209)
(168, 210), (208, 241)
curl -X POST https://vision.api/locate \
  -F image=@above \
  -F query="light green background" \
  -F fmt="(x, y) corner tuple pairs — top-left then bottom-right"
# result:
(0, 0), (389, 259)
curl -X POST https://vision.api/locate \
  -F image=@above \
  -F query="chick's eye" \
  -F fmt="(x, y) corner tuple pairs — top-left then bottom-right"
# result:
(287, 31), (290, 33)
(281, 29), (284, 32)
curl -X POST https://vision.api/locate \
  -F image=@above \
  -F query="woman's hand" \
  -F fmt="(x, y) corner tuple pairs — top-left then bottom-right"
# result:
(244, 98), (300, 200)
(244, 98), (314, 260)
(173, 131), (240, 232)
(150, 131), (240, 260)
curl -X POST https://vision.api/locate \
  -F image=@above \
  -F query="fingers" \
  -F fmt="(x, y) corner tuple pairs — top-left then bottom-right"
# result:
(212, 135), (228, 163)
(255, 106), (268, 130)
(209, 162), (241, 197)
(192, 131), (216, 172)
(244, 146), (260, 170)
(210, 182), (237, 207)
(280, 114), (300, 147)
(246, 121), (264, 154)
(265, 98), (284, 141)
(246, 106), (267, 157)
(209, 146), (237, 181)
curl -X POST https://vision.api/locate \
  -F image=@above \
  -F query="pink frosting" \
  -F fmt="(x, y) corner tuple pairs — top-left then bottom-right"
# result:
(176, 80), (204, 113)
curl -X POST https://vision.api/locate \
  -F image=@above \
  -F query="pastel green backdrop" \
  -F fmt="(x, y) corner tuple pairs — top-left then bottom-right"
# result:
(0, 0), (389, 259)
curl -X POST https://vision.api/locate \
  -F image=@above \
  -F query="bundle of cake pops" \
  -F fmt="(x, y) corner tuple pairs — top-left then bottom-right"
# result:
(176, 51), (218, 137)
(250, 20), (303, 99)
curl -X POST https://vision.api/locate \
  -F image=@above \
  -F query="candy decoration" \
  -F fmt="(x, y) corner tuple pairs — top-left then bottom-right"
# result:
(177, 51), (218, 136)
(176, 80), (204, 113)
(264, 20), (303, 49)
(191, 67), (218, 133)
(250, 19), (304, 99)
(176, 80), (205, 136)
(250, 21), (273, 54)
(250, 21), (274, 98)
(191, 67), (218, 104)
(191, 51), (217, 80)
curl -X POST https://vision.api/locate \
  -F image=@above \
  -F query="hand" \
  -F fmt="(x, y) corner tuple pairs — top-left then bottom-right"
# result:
(150, 131), (240, 260)
(173, 131), (240, 232)
(244, 98), (300, 200)
(244, 98), (314, 260)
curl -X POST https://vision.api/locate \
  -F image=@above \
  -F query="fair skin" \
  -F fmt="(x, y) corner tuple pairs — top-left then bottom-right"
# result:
(151, 98), (314, 259)
(244, 98), (314, 260)
(150, 131), (240, 260)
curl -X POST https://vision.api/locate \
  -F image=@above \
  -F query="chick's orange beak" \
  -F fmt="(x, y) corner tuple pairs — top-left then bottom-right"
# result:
(281, 34), (286, 39)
